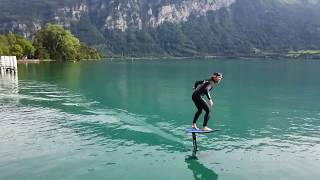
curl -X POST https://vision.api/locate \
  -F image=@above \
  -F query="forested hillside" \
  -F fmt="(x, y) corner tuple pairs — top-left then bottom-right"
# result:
(0, 0), (319, 57)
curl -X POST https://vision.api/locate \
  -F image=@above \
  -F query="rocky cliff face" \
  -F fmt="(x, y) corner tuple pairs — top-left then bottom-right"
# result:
(1, 0), (320, 56)
(55, 1), (89, 27)
(89, 0), (236, 31)
(0, 0), (236, 35)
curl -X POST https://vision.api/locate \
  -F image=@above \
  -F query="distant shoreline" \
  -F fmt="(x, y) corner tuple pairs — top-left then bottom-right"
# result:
(101, 51), (320, 60)
(17, 59), (55, 64)
(16, 54), (320, 63)
(102, 54), (320, 60)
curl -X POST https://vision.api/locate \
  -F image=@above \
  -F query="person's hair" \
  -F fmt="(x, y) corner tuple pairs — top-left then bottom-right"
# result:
(213, 72), (222, 77)
(208, 72), (222, 81)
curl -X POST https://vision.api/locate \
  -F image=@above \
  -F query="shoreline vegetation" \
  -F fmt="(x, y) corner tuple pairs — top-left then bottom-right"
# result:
(16, 52), (320, 63)
(1, 23), (319, 61)
(17, 58), (100, 63)
(0, 24), (101, 61)
(101, 52), (320, 60)
(100, 48), (320, 60)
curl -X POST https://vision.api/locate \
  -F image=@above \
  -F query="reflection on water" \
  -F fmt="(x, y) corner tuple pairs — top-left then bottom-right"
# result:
(0, 72), (217, 179)
(185, 155), (219, 180)
(0, 72), (19, 107)
(0, 72), (18, 93)
(1, 59), (320, 179)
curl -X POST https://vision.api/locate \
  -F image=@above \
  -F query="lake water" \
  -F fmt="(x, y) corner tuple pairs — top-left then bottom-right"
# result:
(1, 58), (320, 180)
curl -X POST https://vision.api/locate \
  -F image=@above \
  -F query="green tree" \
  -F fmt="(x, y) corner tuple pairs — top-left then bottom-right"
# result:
(79, 43), (101, 60)
(10, 44), (24, 59)
(15, 35), (35, 58)
(7, 32), (16, 48)
(33, 30), (50, 59)
(4, 32), (35, 58)
(0, 35), (10, 55)
(43, 24), (81, 61)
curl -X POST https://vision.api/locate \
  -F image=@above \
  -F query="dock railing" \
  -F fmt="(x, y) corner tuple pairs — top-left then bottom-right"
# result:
(0, 56), (17, 74)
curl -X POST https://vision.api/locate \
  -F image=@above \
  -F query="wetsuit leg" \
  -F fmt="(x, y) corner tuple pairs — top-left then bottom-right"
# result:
(203, 102), (211, 127)
(192, 95), (210, 125)
(192, 107), (202, 124)
(192, 95), (202, 124)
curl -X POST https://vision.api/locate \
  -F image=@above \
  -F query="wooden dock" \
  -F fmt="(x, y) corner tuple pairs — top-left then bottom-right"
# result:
(0, 56), (18, 74)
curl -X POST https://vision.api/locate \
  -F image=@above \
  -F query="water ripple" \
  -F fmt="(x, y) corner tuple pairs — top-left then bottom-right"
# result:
(2, 73), (320, 179)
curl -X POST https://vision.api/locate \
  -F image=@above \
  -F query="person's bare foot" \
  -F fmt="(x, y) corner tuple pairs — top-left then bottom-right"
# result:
(202, 126), (212, 131)
(192, 123), (198, 129)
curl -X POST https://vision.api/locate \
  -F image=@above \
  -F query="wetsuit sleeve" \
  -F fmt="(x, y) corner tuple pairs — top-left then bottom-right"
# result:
(193, 80), (204, 89)
(205, 92), (211, 100)
(205, 84), (212, 100)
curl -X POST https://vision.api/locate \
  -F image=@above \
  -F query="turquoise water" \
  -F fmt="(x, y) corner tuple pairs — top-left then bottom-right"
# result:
(1, 58), (320, 179)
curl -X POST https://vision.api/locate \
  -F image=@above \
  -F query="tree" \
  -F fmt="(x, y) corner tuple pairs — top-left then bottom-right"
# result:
(79, 43), (101, 60)
(33, 30), (50, 59)
(1, 28), (100, 60)
(35, 23), (100, 61)
(10, 44), (24, 59)
(43, 24), (81, 61)
(7, 32), (16, 48)
(16, 35), (35, 58)
(3, 32), (35, 58)
(0, 35), (9, 55)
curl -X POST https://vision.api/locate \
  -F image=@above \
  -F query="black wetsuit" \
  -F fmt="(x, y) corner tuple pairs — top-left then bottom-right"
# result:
(192, 80), (214, 127)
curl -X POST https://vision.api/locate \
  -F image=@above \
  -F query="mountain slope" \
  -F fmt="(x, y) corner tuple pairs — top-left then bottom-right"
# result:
(0, 0), (319, 56)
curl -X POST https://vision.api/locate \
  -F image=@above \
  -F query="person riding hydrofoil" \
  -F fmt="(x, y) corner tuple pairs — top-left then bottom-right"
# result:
(191, 72), (223, 131)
